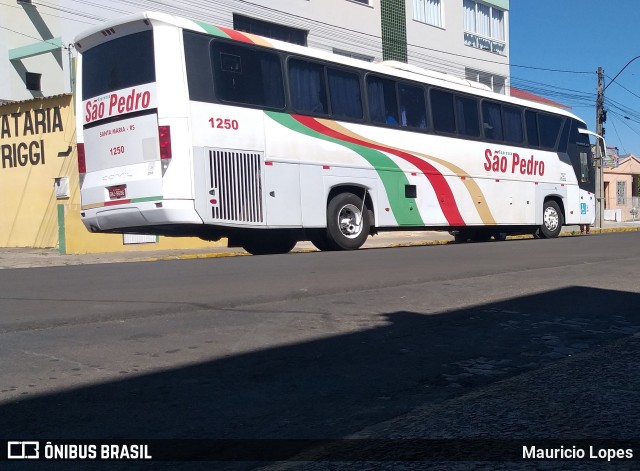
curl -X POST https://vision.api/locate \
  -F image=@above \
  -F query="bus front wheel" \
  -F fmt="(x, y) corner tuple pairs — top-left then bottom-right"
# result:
(326, 192), (370, 250)
(539, 201), (563, 239)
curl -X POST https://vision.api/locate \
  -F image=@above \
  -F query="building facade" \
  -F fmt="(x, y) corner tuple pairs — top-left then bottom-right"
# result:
(604, 155), (640, 222)
(2, 0), (510, 102)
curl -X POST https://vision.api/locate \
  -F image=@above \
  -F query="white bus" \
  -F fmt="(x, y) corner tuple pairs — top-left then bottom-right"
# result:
(75, 12), (600, 254)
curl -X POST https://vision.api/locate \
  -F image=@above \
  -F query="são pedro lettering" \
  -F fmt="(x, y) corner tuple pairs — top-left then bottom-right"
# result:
(85, 88), (151, 123)
(485, 149), (545, 176)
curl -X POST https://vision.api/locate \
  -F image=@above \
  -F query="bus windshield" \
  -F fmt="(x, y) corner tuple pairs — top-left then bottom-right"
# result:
(82, 30), (155, 100)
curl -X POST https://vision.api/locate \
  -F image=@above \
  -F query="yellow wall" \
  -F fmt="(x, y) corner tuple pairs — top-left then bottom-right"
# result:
(1, 95), (73, 247)
(1, 95), (223, 254)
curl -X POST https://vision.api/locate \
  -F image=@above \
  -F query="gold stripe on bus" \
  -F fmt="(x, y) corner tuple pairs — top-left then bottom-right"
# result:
(412, 150), (496, 225)
(81, 202), (105, 210)
(244, 33), (273, 48)
(319, 120), (496, 225)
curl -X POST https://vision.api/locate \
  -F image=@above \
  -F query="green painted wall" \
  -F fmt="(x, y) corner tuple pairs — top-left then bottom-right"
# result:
(381, 0), (407, 63)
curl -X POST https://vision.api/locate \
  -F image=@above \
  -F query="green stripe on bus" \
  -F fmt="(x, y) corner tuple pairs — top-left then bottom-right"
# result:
(131, 196), (164, 204)
(265, 111), (423, 226)
(193, 20), (230, 38)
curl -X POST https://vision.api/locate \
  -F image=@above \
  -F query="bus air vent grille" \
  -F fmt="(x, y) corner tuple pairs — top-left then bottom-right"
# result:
(208, 150), (264, 223)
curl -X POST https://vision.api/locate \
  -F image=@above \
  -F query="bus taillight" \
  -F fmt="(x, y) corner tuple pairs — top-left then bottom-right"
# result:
(159, 125), (172, 176)
(77, 143), (86, 186)
(159, 125), (172, 159)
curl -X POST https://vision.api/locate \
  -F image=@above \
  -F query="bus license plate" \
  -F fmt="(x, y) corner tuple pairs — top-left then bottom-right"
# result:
(108, 184), (127, 200)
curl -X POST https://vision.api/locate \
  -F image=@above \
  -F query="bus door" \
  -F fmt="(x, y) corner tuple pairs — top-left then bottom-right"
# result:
(573, 126), (600, 225)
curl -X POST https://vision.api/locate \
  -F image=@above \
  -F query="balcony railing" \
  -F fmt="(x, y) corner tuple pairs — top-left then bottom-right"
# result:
(464, 32), (506, 56)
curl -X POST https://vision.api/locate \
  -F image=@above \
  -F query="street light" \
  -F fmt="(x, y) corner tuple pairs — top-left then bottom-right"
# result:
(604, 55), (640, 91)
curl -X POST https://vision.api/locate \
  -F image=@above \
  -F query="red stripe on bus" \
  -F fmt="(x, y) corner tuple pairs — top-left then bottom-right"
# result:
(217, 26), (254, 44)
(104, 199), (131, 206)
(293, 115), (465, 226)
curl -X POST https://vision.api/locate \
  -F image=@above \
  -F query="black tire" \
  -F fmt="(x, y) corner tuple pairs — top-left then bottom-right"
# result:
(539, 200), (564, 239)
(494, 232), (507, 241)
(241, 233), (297, 255)
(470, 229), (492, 242)
(309, 230), (339, 252)
(326, 192), (370, 250)
(453, 231), (469, 243)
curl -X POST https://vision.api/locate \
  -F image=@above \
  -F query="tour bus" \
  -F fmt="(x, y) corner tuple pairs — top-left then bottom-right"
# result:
(74, 11), (600, 255)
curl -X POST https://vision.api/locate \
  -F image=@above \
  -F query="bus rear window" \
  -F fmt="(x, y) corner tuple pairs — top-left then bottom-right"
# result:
(82, 30), (155, 100)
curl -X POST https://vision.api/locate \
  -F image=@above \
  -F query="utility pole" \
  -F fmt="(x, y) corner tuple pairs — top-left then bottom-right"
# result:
(595, 67), (606, 228)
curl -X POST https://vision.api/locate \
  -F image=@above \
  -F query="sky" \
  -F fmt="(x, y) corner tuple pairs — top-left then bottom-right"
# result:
(509, 0), (640, 156)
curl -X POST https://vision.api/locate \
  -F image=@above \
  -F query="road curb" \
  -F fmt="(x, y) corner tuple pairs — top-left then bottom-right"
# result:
(144, 226), (640, 263)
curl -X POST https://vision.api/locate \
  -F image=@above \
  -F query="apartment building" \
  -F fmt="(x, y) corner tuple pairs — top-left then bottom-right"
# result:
(1, 0), (510, 102)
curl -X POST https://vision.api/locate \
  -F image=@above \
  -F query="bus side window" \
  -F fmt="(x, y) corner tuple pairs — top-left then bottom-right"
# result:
(327, 67), (363, 120)
(482, 101), (503, 141)
(455, 95), (480, 138)
(557, 118), (571, 153)
(211, 41), (284, 109)
(289, 59), (328, 115)
(367, 75), (399, 126)
(431, 89), (456, 134)
(539, 113), (563, 150)
(398, 83), (427, 129)
(525, 110), (539, 147)
(503, 105), (524, 144)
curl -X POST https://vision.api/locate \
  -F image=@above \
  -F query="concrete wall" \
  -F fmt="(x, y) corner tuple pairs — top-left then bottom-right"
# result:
(1, 2), (73, 101)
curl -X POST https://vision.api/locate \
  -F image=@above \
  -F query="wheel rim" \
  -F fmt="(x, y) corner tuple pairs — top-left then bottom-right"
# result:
(543, 206), (559, 232)
(337, 204), (363, 239)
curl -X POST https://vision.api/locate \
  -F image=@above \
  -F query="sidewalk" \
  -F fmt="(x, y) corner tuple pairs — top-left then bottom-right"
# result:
(1, 221), (639, 269)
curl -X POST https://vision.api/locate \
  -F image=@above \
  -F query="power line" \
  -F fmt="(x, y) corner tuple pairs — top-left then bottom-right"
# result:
(0, 24), (70, 49)
(103, 0), (596, 76)
(609, 115), (628, 155)
(10, 0), (629, 132)
(0, 0), (97, 25)
(605, 74), (640, 101)
(608, 110), (640, 139)
(21, 0), (598, 86)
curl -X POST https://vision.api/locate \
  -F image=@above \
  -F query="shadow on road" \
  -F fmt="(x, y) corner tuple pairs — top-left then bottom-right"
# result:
(1, 287), (639, 451)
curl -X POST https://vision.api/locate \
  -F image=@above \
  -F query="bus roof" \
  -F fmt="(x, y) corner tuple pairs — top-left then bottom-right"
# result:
(75, 11), (585, 124)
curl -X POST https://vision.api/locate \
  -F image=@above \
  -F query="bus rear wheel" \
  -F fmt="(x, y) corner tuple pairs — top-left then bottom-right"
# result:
(326, 192), (370, 250)
(539, 200), (563, 239)
(309, 230), (339, 251)
(240, 232), (297, 255)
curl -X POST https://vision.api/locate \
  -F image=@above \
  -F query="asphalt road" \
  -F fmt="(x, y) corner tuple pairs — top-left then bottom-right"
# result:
(1, 232), (639, 468)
